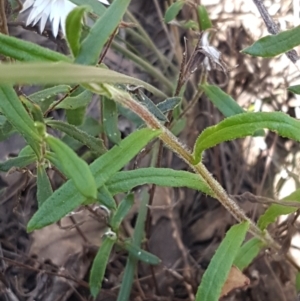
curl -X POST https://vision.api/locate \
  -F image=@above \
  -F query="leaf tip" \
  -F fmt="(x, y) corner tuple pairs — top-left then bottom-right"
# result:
(90, 286), (99, 299)
(26, 221), (35, 233)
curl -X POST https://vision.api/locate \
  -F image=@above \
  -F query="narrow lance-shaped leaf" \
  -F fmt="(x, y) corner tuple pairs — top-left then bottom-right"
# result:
(157, 97), (181, 113)
(20, 96), (44, 122)
(76, 0), (131, 65)
(0, 145), (36, 172)
(37, 165), (53, 207)
(18, 145), (36, 156)
(29, 85), (71, 103)
(0, 33), (71, 62)
(116, 190), (149, 301)
(66, 5), (90, 57)
(106, 168), (213, 196)
(0, 85), (42, 157)
(138, 90), (168, 122)
(201, 84), (245, 117)
(197, 5), (212, 30)
(103, 97), (121, 144)
(258, 189), (300, 230)
(97, 185), (117, 210)
(110, 194), (134, 231)
(123, 241), (161, 265)
(0, 116), (15, 141)
(89, 231), (117, 297)
(66, 107), (86, 126)
(0, 62), (167, 98)
(201, 84), (264, 136)
(164, 1), (185, 23)
(287, 85), (300, 95)
(234, 238), (265, 270)
(56, 90), (93, 110)
(46, 135), (97, 200)
(29, 85), (72, 112)
(69, 0), (106, 16)
(27, 128), (161, 231)
(195, 222), (249, 301)
(241, 25), (300, 58)
(46, 120), (106, 155)
(193, 112), (300, 164)
(0, 155), (37, 172)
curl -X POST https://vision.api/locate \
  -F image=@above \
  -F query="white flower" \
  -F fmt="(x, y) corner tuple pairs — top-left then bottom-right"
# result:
(20, 0), (110, 38)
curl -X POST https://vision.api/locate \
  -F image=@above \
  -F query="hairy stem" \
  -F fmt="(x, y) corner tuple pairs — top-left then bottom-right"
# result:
(108, 84), (299, 269)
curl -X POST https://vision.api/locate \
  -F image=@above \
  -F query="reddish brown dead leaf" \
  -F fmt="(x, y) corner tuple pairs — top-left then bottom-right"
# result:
(220, 266), (250, 298)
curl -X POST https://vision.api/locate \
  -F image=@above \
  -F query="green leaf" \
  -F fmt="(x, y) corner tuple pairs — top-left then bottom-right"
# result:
(29, 85), (71, 103)
(18, 145), (35, 157)
(116, 190), (149, 301)
(27, 128), (161, 231)
(66, 5), (90, 57)
(56, 90), (93, 110)
(123, 241), (161, 265)
(45, 151), (68, 177)
(193, 112), (300, 164)
(0, 116), (15, 141)
(258, 189), (300, 230)
(171, 117), (186, 136)
(37, 165), (53, 207)
(201, 84), (265, 137)
(164, 1), (185, 23)
(241, 25), (300, 58)
(0, 62), (166, 98)
(288, 85), (300, 95)
(197, 5), (212, 30)
(106, 168), (213, 196)
(66, 106), (86, 126)
(103, 97), (121, 144)
(138, 91), (168, 122)
(201, 84), (245, 117)
(0, 85), (42, 157)
(76, 0), (131, 65)
(46, 135), (97, 199)
(97, 185), (117, 210)
(61, 116), (103, 151)
(70, 0), (106, 16)
(157, 97), (181, 113)
(196, 222), (249, 301)
(234, 238), (265, 270)
(0, 154), (36, 172)
(0, 33), (71, 62)
(29, 85), (71, 112)
(89, 231), (116, 297)
(110, 194), (134, 231)
(117, 96), (181, 129)
(20, 96), (44, 122)
(46, 120), (106, 156)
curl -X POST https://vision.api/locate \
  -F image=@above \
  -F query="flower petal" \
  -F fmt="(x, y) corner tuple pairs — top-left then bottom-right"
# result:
(20, 0), (110, 37)
(20, 0), (34, 12)
(98, 0), (110, 5)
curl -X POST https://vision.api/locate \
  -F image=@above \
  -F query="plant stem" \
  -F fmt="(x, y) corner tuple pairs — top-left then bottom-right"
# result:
(0, 0), (9, 35)
(108, 84), (300, 270)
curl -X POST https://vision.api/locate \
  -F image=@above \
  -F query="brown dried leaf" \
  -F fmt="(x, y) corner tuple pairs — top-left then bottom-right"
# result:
(220, 266), (250, 298)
